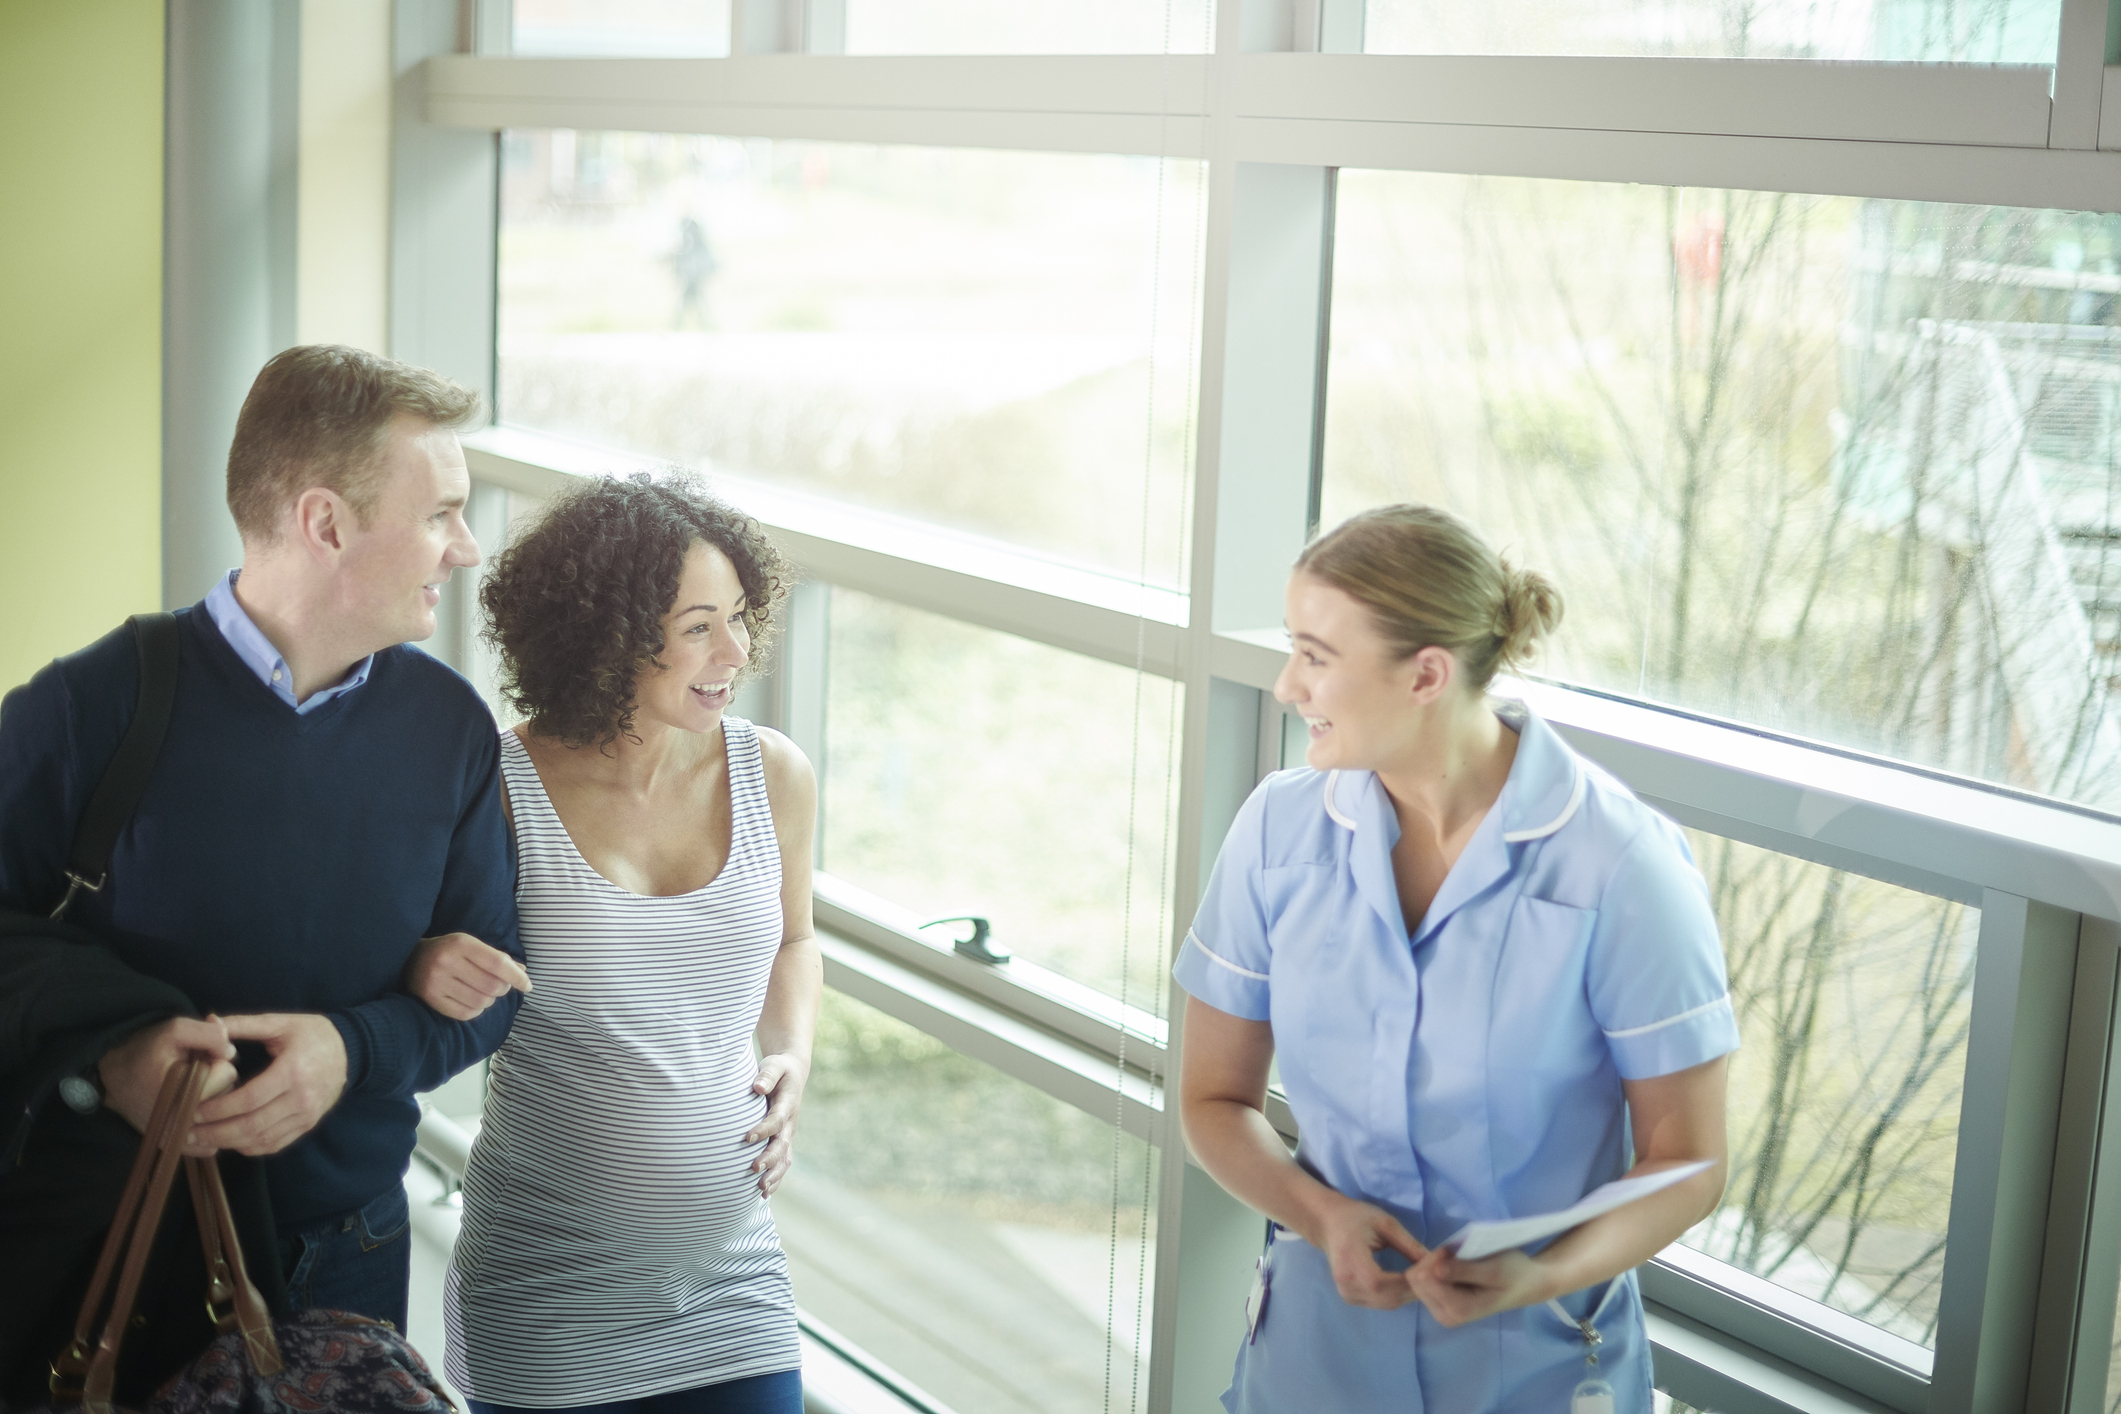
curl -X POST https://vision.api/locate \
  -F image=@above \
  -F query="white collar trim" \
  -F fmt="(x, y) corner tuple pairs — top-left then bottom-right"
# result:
(1321, 744), (1584, 842)
(1323, 770), (1361, 830)
(1502, 757), (1585, 843)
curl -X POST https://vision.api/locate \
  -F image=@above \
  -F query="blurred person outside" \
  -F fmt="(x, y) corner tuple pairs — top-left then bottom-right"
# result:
(671, 214), (719, 330)
(1176, 505), (1737, 1412)
(0, 345), (529, 1406)
(410, 474), (820, 1414)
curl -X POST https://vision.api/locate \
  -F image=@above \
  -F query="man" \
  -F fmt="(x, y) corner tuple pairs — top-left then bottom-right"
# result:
(0, 345), (531, 1402)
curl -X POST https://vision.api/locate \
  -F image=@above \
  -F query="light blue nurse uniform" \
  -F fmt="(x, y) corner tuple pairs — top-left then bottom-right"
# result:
(1173, 702), (1741, 1413)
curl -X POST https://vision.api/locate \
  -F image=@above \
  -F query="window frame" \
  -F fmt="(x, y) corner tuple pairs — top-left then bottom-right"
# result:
(463, 420), (2104, 1414)
(395, 0), (2121, 1405)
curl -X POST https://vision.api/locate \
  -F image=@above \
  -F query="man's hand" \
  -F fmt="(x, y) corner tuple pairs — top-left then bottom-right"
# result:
(745, 1053), (809, 1197)
(98, 1016), (239, 1156)
(190, 1013), (349, 1156)
(403, 932), (531, 1021)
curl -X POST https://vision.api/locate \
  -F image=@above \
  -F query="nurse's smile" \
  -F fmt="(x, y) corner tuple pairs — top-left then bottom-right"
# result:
(1275, 571), (1445, 777)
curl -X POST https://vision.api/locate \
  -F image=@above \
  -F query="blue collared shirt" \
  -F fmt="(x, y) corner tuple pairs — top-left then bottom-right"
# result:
(204, 570), (373, 714)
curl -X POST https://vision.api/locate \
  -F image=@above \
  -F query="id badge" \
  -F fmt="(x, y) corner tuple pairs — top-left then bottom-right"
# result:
(1244, 1256), (1270, 1343)
(1551, 1290), (1615, 1414)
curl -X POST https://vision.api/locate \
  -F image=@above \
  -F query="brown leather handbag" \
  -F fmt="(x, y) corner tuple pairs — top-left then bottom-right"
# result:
(38, 1058), (453, 1414)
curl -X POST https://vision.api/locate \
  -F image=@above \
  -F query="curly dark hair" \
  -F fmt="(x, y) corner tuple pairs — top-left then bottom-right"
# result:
(479, 472), (791, 749)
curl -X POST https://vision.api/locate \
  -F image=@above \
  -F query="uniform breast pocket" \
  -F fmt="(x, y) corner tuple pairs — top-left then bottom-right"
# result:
(1491, 896), (1603, 1069)
(1486, 896), (1614, 1177)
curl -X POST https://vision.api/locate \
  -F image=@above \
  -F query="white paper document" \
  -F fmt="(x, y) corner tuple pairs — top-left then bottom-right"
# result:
(1440, 1160), (1717, 1262)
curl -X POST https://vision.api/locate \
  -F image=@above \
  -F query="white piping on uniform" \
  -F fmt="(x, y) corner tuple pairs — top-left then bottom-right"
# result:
(1188, 930), (1269, 981)
(1323, 770), (1360, 830)
(1501, 758), (1586, 843)
(1602, 994), (1732, 1040)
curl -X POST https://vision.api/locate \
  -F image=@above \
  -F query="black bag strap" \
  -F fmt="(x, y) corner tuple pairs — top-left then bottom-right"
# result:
(50, 612), (181, 920)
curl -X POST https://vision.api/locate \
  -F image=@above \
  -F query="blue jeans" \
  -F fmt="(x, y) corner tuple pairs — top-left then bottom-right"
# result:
(275, 1184), (412, 1332)
(467, 1370), (803, 1414)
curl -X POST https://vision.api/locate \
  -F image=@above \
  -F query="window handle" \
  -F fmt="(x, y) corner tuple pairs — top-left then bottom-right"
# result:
(918, 915), (1011, 965)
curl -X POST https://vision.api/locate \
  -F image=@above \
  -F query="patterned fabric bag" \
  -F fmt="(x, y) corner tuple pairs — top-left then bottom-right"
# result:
(145, 1311), (451, 1414)
(34, 1058), (453, 1414)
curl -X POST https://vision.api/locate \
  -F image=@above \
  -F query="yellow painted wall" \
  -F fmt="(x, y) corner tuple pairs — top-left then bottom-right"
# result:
(0, 1), (164, 692)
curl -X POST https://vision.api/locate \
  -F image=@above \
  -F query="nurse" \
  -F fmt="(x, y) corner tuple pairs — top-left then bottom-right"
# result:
(1176, 505), (1739, 1413)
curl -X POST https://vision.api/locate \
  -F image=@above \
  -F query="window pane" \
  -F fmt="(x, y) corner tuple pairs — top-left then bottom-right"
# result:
(1323, 170), (2121, 812)
(2106, 1291), (2121, 1410)
(1683, 833), (1975, 1352)
(783, 989), (1157, 1414)
(1363, 0), (2060, 60)
(822, 588), (1181, 1004)
(499, 133), (1203, 587)
(844, 0), (1213, 53)
(512, 0), (732, 56)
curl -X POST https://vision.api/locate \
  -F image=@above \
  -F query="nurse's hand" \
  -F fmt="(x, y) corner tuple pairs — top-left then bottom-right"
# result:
(1406, 1246), (1553, 1327)
(1314, 1198), (1429, 1309)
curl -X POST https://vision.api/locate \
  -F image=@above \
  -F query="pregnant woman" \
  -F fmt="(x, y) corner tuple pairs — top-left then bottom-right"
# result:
(418, 473), (820, 1414)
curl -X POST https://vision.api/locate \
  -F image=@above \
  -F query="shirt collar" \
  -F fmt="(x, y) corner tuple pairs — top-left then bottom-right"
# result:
(204, 570), (374, 715)
(1492, 700), (1586, 843)
(1323, 701), (1584, 944)
(1321, 702), (1583, 838)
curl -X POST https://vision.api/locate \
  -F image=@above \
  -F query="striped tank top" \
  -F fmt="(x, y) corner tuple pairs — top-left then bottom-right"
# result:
(444, 719), (800, 1403)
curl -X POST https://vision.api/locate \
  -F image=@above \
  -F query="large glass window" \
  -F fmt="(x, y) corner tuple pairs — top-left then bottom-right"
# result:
(1683, 833), (1975, 1354)
(511, 0), (733, 56)
(2104, 1314), (2121, 1407)
(2107, 1300), (2121, 1410)
(822, 588), (1182, 1005)
(1324, 170), (2121, 812)
(1362, 0), (2061, 61)
(499, 132), (1204, 587)
(845, 0), (1213, 53)
(781, 990), (1157, 1414)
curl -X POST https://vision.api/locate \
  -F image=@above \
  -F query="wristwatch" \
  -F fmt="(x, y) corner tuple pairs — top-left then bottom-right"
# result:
(58, 1066), (105, 1116)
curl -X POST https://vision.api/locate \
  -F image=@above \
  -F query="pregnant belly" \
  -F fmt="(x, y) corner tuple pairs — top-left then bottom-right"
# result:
(468, 1047), (773, 1251)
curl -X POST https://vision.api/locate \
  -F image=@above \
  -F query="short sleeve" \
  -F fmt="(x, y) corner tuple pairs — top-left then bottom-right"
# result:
(1172, 780), (1274, 1021)
(1587, 822), (1741, 1080)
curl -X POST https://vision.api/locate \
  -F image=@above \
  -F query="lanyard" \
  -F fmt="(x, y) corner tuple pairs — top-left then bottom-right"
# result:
(1547, 1280), (1623, 1414)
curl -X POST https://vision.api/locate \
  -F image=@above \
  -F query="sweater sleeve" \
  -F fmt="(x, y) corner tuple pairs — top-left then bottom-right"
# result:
(0, 919), (195, 1167)
(0, 627), (139, 918)
(327, 721), (524, 1098)
(0, 666), (82, 917)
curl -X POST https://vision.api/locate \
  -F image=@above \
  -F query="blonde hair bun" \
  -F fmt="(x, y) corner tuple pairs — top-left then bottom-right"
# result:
(1295, 504), (1565, 690)
(1497, 564), (1564, 673)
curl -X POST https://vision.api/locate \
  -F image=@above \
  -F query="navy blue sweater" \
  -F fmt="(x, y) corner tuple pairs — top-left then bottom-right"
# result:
(0, 605), (522, 1228)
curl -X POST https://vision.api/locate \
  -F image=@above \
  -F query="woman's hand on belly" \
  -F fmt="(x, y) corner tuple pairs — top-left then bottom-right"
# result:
(1312, 1195), (1429, 1311)
(745, 1050), (809, 1196)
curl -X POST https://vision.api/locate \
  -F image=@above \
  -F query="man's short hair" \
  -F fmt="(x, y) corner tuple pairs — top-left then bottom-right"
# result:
(226, 345), (483, 542)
